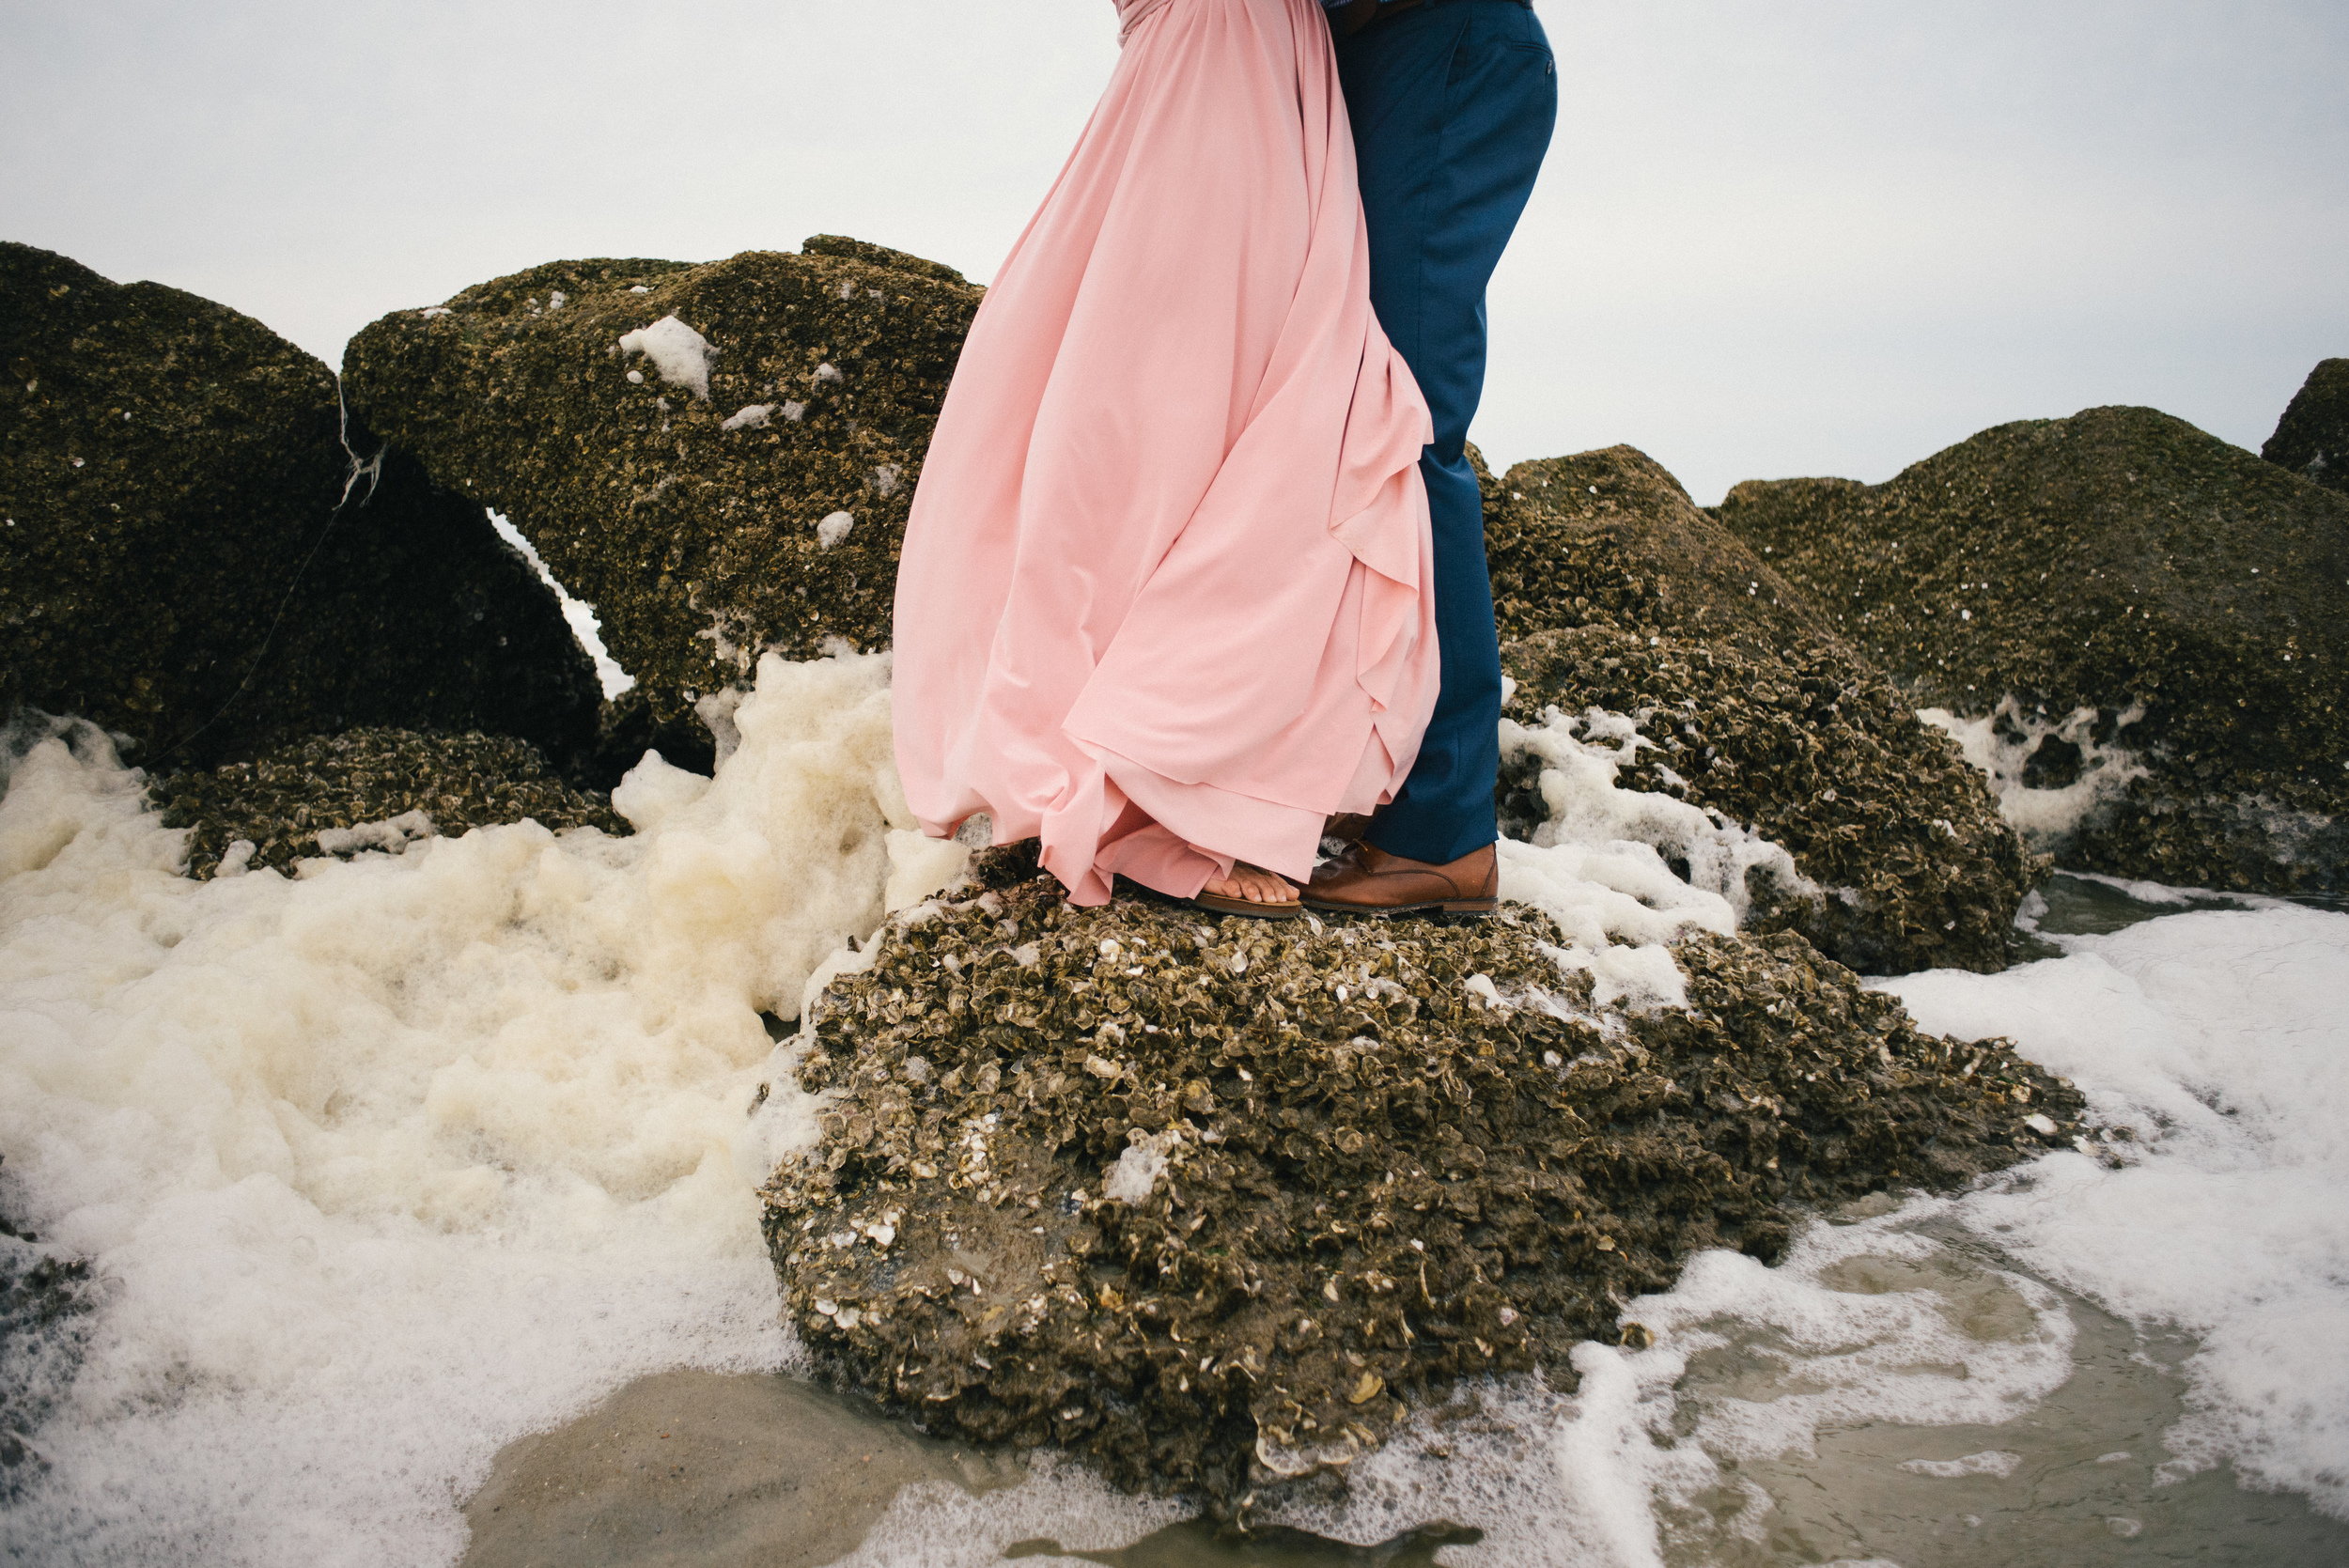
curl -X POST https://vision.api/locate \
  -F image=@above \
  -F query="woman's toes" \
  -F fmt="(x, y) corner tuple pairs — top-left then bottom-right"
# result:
(1249, 874), (1297, 904)
(1206, 864), (1297, 906)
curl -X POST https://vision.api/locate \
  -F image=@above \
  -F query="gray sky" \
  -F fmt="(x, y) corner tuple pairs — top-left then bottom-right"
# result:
(6, 0), (2344, 503)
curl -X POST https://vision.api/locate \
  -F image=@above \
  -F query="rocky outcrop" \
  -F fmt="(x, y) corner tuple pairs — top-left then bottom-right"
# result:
(2264, 359), (2349, 495)
(1715, 407), (2349, 893)
(761, 867), (2080, 1514)
(1480, 443), (1832, 656)
(1, 242), (599, 769)
(1468, 444), (2033, 968)
(1501, 628), (2034, 974)
(155, 727), (629, 878)
(340, 238), (984, 756)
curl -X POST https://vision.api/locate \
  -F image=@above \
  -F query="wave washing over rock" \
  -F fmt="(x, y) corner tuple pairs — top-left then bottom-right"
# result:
(0, 650), (2080, 1549)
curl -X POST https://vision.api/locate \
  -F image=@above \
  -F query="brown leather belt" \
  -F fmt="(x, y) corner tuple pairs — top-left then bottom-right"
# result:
(1338, 0), (1530, 39)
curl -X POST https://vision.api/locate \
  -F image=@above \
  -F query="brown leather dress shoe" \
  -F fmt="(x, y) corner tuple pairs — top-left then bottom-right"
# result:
(1303, 840), (1499, 919)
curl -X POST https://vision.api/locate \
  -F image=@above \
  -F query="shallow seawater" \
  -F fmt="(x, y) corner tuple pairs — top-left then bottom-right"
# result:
(6, 677), (2347, 1568)
(1644, 1239), (2348, 1567)
(464, 1214), (2349, 1568)
(2029, 871), (2248, 937)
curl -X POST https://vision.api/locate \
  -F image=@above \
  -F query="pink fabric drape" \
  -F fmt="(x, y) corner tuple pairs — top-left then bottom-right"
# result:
(890, 0), (1439, 907)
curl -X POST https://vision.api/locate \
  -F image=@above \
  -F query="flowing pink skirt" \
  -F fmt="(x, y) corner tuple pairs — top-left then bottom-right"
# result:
(890, 0), (1440, 907)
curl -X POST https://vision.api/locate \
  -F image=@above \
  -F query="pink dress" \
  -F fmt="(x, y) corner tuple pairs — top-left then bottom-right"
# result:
(890, 0), (1439, 906)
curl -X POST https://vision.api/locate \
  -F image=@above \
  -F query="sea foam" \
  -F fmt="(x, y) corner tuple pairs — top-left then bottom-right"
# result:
(1887, 904), (2349, 1516)
(0, 651), (909, 1564)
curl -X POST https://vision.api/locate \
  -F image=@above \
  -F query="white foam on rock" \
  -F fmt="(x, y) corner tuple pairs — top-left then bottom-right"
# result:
(616, 313), (714, 401)
(1102, 1128), (1181, 1204)
(13, 648), (2344, 1564)
(1920, 696), (2147, 847)
(884, 828), (970, 914)
(0, 651), (914, 1565)
(313, 809), (435, 857)
(1495, 706), (1817, 1011)
(489, 510), (635, 699)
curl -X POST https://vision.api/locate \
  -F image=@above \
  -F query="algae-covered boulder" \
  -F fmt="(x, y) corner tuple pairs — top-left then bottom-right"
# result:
(760, 872), (2079, 1514)
(1480, 443), (1831, 656)
(2264, 358), (2349, 495)
(1714, 407), (2349, 893)
(1501, 627), (2034, 975)
(153, 726), (630, 879)
(0, 242), (599, 768)
(340, 237), (985, 753)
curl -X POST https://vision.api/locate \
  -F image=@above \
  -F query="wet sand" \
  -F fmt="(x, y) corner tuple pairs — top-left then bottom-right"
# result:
(459, 1371), (1028, 1568)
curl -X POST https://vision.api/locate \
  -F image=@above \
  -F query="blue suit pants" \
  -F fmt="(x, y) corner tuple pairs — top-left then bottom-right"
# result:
(1335, 0), (1557, 864)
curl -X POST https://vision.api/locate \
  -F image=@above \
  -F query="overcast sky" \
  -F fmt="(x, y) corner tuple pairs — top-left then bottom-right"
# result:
(6, 0), (2344, 502)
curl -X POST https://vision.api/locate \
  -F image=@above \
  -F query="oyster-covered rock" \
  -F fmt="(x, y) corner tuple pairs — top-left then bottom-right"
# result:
(2264, 358), (2349, 495)
(1469, 443), (2032, 970)
(153, 726), (628, 878)
(1714, 406), (2349, 893)
(1501, 627), (2035, 974)
(1479, 442), (1831, 656)
(340, 238), (983, 759)
(1, 242), (600, 770)
(761, 876), (2078, 1513)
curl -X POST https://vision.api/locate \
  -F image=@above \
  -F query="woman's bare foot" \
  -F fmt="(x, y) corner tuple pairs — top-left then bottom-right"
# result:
(1202, 862), (1299, 906)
